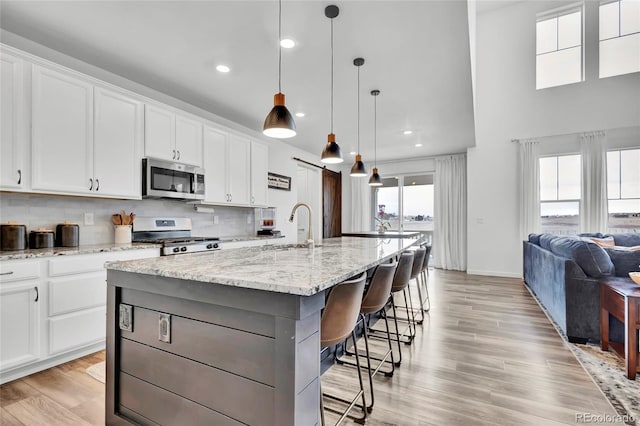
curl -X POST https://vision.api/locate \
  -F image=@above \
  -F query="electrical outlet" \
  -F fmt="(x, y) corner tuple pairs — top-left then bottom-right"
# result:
(213, 215), (219, 225)
(84, 212), (94, 226)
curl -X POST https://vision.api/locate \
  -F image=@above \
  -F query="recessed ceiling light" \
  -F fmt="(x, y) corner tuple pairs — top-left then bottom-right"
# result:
(295, 112), (305, 117)
(280, 39), (296, 48)
(216, 65), (230, 73)
(415, 143), (423, 147)
(349, 151), (357, 155)
(403, 130), (413, 135)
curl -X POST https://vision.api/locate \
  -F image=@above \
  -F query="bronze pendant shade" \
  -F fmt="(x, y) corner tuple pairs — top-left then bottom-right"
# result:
(368, 89), (382, 186)
(350, 57), (367, 177)
(321, 5), (344, 164)
(263, 0), (296, 139)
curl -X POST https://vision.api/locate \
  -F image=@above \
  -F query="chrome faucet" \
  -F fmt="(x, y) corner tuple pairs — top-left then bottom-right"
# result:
(289, 202), (314, 249)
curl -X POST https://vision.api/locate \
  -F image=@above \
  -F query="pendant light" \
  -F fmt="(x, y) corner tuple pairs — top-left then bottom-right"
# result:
(263, 0), (296, 139)
(350, 58), (367, 177)
(320, 5), (343, 164)
(368, 90), (382, 186)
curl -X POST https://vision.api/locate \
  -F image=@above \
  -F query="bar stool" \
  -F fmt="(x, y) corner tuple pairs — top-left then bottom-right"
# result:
(420, 243), (432, 312)
(337, 261), (397, 413)
(369, 251), (414, 366)
(320, 272), (367, 425)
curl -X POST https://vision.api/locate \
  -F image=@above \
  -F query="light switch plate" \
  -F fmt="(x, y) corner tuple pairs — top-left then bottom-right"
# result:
(158, 313), (171, 343)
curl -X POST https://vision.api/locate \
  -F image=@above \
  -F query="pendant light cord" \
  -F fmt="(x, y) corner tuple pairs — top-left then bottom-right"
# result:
(374, 94), (377, 168)
(330, 18), (334, 134)
(357, 65), (360, 154)
(278, 0), (282, 93)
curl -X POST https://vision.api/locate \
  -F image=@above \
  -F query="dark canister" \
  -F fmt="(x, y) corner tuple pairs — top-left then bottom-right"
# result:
(29, 229), (55, 249)
(55, 222), (79, 247)
(1, 222), (28, 250)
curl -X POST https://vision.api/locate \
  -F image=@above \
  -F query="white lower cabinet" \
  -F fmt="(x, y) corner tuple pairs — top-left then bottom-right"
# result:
(0, 248), (159, 384)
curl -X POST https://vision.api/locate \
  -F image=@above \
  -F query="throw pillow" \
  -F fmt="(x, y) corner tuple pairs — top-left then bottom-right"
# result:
(604, 233), (640, 247)
(589, 236), (615, 248)
(528, 233), (541, 245)
(604, 248), (640, 277)
(550, 238), (615, 278)
(539, 234), (558, 251)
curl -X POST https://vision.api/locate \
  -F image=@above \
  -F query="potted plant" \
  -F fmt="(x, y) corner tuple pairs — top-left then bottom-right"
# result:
(375, 205), (390, 233)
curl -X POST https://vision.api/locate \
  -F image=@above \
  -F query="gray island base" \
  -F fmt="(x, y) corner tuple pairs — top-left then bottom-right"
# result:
(105, 237), (419, 426)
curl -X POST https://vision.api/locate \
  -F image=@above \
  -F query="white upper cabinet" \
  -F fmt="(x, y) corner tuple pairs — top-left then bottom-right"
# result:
(203, 127), (251, 206)
(227, 134), (251, 206)
(250, 141), (269, 207)
(175, 115), (203, 166)
(145, 104), (203, 167)
(203, 126), (229, 204)
(93, 87), (144, 199)
(31, 65), (94, 194)
(0, 51), (26, 190)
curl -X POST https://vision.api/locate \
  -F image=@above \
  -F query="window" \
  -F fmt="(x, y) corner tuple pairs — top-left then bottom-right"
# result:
(600, 0), (640, 78)
(539, 154), (581, 234)
(536, 5), (584, 89)
(607, 148), (640, 231)
(372, 174), (434, 239)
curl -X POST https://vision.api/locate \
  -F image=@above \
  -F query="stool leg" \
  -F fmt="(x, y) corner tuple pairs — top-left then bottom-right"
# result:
(402, 288), (416, 343)
(381, 309), (395, 377)
(390, 298), (403, 366)
(360, 313), (375, 413)
(351, 330), (368, 424)
(421, 270), (430, 312)
(320, 381), (326, 426)
(413, 276), (425, 324)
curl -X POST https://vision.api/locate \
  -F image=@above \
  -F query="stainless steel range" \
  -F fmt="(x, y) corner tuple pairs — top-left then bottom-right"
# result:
(132, 217), (221, 256)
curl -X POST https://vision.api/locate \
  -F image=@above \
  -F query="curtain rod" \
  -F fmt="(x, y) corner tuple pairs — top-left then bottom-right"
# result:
(292, 157), (326, 170)
(511, 129), (606, 143)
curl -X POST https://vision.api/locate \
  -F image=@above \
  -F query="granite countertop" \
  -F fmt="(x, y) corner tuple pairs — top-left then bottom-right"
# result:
(342, 231), (424, 238)
(106, 236), (419, 296)
(220, 235), (286, 243)
(0, 243), (161, 261)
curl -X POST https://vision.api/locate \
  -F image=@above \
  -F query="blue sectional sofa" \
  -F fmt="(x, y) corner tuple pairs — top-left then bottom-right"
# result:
(523, 233), (640, 344)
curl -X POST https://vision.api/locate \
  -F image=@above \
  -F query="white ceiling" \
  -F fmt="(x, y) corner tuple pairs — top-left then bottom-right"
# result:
(0, 1), (476, 163)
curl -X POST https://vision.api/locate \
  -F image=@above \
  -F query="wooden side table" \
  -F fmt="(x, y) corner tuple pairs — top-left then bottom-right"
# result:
(600, 279), (640, 380)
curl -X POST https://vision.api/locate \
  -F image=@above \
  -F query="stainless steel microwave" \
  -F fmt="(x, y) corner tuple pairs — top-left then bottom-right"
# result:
(142, 158), (205, 200)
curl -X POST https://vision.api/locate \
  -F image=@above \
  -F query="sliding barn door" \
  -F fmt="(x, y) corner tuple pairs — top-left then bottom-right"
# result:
(322, 169), (342, 238)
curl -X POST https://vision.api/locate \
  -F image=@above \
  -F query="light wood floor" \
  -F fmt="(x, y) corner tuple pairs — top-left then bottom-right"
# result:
(0, 270), (617, 425)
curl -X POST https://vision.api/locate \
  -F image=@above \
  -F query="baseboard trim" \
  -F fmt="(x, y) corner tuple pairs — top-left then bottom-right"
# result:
(466, 269), (522, 279)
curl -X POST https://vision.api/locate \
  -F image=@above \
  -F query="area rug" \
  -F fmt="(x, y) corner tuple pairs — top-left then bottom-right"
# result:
(525, 285), (639, 425)
(86, 361), (106, 384)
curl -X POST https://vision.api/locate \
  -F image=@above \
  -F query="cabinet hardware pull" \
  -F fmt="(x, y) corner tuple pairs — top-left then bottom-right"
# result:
(34, 287), (39, 302)
(17, 169), (21, 185)
(176, 150), (181, 160)
(0, 271), (14, 276)
(172, 150), (176, 160)
(89, 178), (94, 190)
(229, 194), (232, 202)
(95, 179), (100, 191)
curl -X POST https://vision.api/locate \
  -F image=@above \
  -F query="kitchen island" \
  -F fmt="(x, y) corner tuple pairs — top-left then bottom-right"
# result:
(104, 236), (419, 426)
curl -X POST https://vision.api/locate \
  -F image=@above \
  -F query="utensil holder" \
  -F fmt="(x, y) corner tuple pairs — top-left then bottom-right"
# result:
(114, 225), (132, 244)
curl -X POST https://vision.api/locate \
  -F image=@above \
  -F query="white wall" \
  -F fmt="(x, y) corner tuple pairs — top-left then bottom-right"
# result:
(468, 1), (640, 278)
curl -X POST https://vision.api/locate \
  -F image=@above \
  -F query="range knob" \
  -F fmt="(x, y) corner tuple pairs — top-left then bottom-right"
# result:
(213, 243), (219, 249)
(172, 247), (180, 253)
(206, 243), (214, 249)
(180, 246), (187, 252)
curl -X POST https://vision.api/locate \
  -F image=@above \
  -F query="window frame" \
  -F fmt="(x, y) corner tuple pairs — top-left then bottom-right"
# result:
(535, 2), (586, 89)
(599, 0), (640, 78)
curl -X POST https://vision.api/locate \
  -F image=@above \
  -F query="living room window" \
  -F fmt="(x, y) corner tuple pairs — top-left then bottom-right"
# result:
(539, 154), (581, 234)
(599, 0), (640, 78)
(536, 4), (584, 89)
(607, 148), (640, 231)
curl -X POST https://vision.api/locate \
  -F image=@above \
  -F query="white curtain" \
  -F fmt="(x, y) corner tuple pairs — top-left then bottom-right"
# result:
(350, 177), (372, 231)
(580, 131), (608, 233)
(518, 139), (540, 242)
(434, 154), (467, 271)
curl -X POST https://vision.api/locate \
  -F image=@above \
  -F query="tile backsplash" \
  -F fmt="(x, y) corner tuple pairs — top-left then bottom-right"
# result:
(0, 193), (256, 245)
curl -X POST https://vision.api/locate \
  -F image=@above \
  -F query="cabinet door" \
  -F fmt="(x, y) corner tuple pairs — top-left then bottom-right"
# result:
(175, 115), (203, 167)
(203, 127), (229, 204)
(0, 282), (39, 371)
(227, 134), (251, 206)
(32, 65), (94, 194)
(0, 52), (25, 190)
(94, 87), (143, 199)
(144, 104), (174, 162)
(250, 142), (269, 207)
